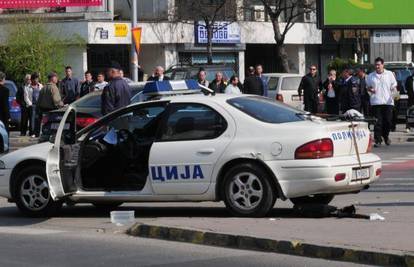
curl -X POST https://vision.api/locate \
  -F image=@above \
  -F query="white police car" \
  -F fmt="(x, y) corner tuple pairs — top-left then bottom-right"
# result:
(0, 80), (382, 217)
(0, 121), (8, 154)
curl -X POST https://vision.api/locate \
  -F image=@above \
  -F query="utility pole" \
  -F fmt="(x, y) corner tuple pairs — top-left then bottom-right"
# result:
(131, 0), (138, 82)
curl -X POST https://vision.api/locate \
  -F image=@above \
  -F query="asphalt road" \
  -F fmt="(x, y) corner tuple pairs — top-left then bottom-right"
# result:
(0, 230), (369, 267)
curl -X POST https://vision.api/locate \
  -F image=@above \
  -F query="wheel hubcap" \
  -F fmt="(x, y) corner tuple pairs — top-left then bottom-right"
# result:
(228, 172), (263, 211)
(20, 175), (50, 211)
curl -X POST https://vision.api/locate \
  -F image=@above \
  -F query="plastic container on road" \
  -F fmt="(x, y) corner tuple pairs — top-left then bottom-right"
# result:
(110, 210), (135, 226)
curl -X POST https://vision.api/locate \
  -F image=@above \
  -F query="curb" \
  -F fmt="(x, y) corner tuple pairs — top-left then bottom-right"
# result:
(127, 223), (414, 267)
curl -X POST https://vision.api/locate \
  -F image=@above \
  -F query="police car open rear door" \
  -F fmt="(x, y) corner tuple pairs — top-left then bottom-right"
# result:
(46, 106), (79, 200)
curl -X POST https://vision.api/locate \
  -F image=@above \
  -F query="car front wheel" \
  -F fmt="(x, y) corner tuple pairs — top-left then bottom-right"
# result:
(14, 166), (62, 217)
(223, 163), (276, 217)
(290, 194), (334, 206)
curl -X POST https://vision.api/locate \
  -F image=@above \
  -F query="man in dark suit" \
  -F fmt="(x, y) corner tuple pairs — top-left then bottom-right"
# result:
(298, 65), (322, 113)
(406, 73), (414, 108)
(147, 66), (170, 81)
(0, 71), (10, 132)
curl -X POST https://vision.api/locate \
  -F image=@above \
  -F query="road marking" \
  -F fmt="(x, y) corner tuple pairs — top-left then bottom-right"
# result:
(0, 227), (65, 235)
(382, 160), (405, 163)
(392, 157), (414, 160)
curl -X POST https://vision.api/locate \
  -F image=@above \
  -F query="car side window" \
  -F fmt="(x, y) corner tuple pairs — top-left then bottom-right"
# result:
(159, 103), (227, 142)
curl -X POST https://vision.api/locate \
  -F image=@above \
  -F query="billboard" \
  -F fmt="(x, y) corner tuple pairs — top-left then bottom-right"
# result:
(318, 0), (414, 28)
(0, 0), (102, 9)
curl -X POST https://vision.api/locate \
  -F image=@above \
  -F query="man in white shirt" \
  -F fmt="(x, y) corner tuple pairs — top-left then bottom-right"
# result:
(94, 72), (108, 91)
(366, 57), (397, 147)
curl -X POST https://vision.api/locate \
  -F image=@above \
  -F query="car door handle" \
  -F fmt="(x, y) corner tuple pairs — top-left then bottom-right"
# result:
(197, 148), (215, 155)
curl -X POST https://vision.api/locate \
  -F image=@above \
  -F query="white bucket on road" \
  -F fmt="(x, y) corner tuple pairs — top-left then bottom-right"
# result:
(110, 210), (135, 226)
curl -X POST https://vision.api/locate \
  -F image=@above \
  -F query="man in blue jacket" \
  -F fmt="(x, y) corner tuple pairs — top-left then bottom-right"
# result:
(101, 62), (131, 115)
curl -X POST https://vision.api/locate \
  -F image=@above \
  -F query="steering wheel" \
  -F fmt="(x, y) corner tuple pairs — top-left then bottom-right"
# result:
(117, 129), (139, 160)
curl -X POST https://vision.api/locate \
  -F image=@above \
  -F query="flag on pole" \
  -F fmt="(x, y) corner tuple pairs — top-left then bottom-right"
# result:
(131, 27), (142, 55)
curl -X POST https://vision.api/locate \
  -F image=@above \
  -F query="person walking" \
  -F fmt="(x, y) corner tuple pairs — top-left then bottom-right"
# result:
(37, 73), (63, 121)
(60, 66), (80, 104)
(243, 66), (264, 96)
(209, 72), (227, 93)
(366, 57), (398, 147)
(0, 71), (10, 133)
(197, 70), (209, 87)
(20, 74), (32, 136)
(147, 66), (170, 81)
(101, 62), (131, 115)
(255, 64), (268, 97)
(357, 68), (370, 116)
(80, 71), (95, 97)
(225, 76), (242, 95)
(298, 65), (322, 113)
(94, 72), (108, 91)
(322, 70), (340, 115)
(30, 73), (43, 137)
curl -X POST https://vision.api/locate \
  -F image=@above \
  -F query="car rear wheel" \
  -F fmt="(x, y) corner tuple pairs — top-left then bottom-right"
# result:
(14, 166), (62, 217)
(223, 163), (276, 217)
(290, 194), (334, 206)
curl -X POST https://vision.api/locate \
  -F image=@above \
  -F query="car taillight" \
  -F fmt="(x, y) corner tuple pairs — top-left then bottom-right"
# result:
(276, 94), (284, 102)
(11, 99), (20, 108)
(76, 117), (97, 128)
(366, 134), (373, 153)
(41, 115), (49, 125)
(295, 138), (333, 159)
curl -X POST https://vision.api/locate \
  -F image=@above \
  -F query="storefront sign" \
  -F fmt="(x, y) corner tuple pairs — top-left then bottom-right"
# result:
(0, 0), (102, 8)
(373, 30), (401, 43)
(115, 24), (128, 37)
(195, 22), (241, 44)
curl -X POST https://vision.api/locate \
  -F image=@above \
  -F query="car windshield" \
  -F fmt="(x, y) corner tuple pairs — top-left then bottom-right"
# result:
(227, 96), (304, 123)
(4, 81), (17, 97)
(281, 77), (301, 90)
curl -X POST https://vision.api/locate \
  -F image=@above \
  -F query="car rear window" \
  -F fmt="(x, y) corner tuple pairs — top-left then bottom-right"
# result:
(73, 94), (101, 108)
(227, 96), (304, 123)
(281, 77), (301, 91)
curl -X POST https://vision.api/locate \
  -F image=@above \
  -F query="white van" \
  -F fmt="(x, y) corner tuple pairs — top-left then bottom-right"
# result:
(263, 73), (303, 110)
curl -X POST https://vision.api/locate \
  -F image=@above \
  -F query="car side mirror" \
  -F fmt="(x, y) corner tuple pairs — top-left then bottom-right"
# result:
(49, 134), (56, 143)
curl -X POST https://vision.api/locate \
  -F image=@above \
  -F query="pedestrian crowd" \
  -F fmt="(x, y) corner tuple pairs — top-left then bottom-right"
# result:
(298, 57), (408, 147)
(1, 57), (412, 150)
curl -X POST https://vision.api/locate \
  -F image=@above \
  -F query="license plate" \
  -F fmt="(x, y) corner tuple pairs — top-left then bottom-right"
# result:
(352, 168), (370, 181)
(51, 123), (70, 130)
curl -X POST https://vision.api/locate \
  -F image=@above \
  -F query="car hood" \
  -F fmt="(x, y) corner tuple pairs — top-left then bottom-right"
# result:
(0, 142), (53, 168)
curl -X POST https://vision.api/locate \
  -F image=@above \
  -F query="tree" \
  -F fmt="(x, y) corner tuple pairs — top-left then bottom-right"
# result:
(252, 0), (316, 73)
(0, 17), (84, 83)
(175, 0), (237, 64)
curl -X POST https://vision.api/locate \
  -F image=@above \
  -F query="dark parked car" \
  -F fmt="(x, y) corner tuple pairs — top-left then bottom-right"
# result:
(39, 82), (145, 142)
(4, 80), (21, 128)
(165, 64), (236, 82)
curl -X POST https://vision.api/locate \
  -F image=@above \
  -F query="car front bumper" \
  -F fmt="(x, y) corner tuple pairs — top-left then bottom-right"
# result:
(265, 153), (382, 199)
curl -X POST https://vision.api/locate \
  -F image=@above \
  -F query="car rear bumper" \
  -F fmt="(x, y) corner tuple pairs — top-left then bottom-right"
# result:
(0, 168), (12, 199)
(265, 153), (382, 198)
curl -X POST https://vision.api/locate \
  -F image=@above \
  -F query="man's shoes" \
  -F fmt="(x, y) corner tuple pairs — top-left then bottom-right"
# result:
(384, 138), (391, 146)
(374, 142), (381, 148)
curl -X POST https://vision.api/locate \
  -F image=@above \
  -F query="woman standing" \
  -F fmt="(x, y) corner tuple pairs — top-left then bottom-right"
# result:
(20, 74), (32, 136)
(30, 73), (43, 137)
(323, 70), (340, 115)
(225, 76), (242, 95)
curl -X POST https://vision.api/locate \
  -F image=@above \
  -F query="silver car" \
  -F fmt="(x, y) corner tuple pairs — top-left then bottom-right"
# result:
(0, 121), (8, 154)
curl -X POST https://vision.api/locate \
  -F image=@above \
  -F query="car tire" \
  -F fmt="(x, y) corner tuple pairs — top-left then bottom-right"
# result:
(222, 163), (276, 217)
(92, 202), (123, 210)
(290, 194), (334, 206)
(14, 166), (62, 217)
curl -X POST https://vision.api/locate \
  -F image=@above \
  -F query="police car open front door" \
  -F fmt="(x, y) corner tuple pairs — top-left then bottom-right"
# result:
(149, 102), (235, 195)
(46, 107), (78, 200)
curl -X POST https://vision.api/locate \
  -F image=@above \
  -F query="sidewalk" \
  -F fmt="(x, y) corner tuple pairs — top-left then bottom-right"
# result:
(127, 190), (414, 266)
